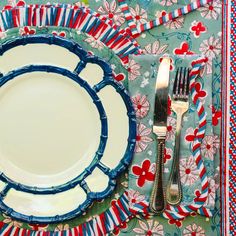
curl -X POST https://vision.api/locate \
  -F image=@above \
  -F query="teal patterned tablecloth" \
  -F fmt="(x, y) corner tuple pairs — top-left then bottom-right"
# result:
(0, 0), (222, 235)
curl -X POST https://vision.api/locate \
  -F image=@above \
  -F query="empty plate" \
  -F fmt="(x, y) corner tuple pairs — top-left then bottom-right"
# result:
(0, 35), (136, 223)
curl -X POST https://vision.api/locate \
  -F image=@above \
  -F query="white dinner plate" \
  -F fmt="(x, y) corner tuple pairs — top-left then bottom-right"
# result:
(0, 35), (136, 223)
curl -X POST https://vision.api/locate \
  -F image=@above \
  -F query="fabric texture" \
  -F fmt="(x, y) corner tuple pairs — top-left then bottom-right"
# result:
(0, 0), (222, 235)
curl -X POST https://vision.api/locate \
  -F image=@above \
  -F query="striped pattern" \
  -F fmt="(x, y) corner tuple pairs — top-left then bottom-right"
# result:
(0, 4), (141, 64)
(197, 207), (213, 217)
(162, 58), (209, 220)
(118, 0), (214, 36)
(222, 0), (229, 235)
(0, 3), (145, 234)
(138, 0), (213, 33)
(230, 1), (236, 234)
(118, 0), (139, 37)
(0, 191), (148, 236)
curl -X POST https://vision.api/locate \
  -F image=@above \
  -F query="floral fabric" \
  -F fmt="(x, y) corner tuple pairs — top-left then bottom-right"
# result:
(91, 0), (221, 234)
(128, 54), (217, 209)
(0, 0), (222, 235)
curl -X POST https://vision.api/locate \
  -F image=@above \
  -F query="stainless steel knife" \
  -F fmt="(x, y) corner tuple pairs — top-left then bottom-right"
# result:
(149, 57), (170, 213)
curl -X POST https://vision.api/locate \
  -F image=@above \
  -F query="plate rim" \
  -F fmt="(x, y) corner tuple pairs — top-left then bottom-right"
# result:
(0, 35), (136, 223)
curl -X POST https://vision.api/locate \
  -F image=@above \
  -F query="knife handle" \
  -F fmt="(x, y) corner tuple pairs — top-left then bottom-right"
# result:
(150, 137), (165, 213)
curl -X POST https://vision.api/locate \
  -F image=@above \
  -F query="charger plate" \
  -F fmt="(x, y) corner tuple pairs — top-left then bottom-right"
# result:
(0, 35), (136, 223)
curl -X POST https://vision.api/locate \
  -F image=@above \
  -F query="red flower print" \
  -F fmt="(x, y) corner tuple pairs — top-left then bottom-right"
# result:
(174, 42), (195, 55)
(195, 82), (207, 100)
(185, 127), (202, 142)
(167, 95), (172, 115)
(132, 94), (150, 118)
(190, 21), (207, 38)
(164, 147), (172, 164)
(4, 0), (25, 10)
(132, 159), (155, 187)
(52, 31), (66, 37)
(28, 223), (48, 231)
(19, 26), (36, 36)
(168, 218), (183, 228)
(113, 72), (125, 82)
(211, 106), (221, 126)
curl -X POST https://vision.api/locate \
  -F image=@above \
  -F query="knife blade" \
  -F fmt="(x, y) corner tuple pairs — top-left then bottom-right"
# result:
(149, 57), (170, 213)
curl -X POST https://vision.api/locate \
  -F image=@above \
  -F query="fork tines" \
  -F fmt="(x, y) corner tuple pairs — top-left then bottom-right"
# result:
(173, 67), (190, 100)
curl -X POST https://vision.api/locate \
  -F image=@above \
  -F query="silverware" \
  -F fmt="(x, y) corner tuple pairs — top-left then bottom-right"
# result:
(150, 57), (170, 213)
(166, 67), (190, 205)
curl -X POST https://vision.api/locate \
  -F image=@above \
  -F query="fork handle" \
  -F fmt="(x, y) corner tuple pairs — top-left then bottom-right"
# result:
(150, 136), (165, 213)
(166, 113), (183, 205)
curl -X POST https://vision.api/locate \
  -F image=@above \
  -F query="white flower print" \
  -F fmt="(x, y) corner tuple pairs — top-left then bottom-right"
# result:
(129, 5), (148, 24)
(183, 223), (205, 236)
(148, 119), (153, 126)
(133, 220), (164, 236)
(74, 1), (86, 7)
(158, 0), (177, 7)
(198, 0), (221, 20)
(97, 0), (125, 26)
(165, 16), (184, 29)
(135, 123), (153, 153)
(155, 11), (184, 29)
(199, 36), (221, 60)
(203, 177), (219, 208)
(203, 58), (213, 74)
(141, 77), (149, 88)
(7, 0), (16, 5)
(128, 59), (141, 81)
(201, 135), (220, 160)
(132, 94), (150, 118)
(7, 0), (25, 6)
(143, 41), (168, 55)
(166, 116), (177, 141)
(3, 214), (22, 227)
(0, 31), (6, 39)
(180, 155), (199, 185)
(84, 35), (104, 50)
(55, 224), (70, 231)
(127, 189), (146, 209)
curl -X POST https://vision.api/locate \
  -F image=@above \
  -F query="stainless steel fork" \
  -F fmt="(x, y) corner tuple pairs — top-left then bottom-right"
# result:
(166, 67), (190, 205)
